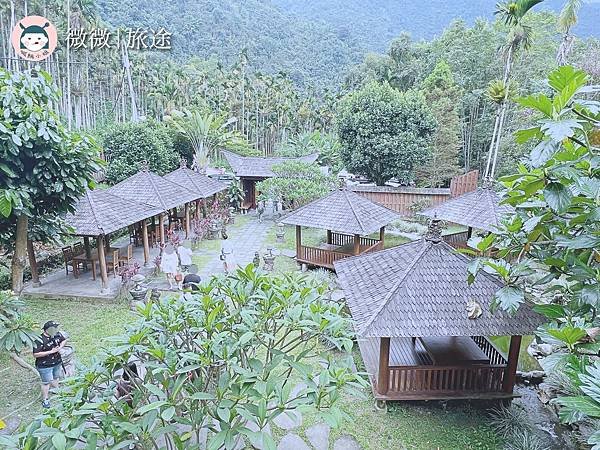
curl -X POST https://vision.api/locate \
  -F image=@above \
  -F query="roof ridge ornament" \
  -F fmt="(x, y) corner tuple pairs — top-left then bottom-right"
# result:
(424, 216), (443, 243)
(140, 160), (150, 172)
(180, 158), (187, 169)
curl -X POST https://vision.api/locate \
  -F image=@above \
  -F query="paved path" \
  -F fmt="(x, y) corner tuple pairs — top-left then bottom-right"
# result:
(197, 217), (273, 279)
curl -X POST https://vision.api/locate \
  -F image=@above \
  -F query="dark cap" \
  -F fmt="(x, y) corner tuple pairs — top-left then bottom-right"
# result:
(42, 320), (59, 330)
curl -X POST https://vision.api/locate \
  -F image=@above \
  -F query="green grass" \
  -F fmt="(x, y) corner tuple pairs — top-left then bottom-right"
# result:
(0, 297), (135, 431)
(490, 335), (540, 372)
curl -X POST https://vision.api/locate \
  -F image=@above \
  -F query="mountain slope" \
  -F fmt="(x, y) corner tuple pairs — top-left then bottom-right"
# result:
(273, 0), (600, 52)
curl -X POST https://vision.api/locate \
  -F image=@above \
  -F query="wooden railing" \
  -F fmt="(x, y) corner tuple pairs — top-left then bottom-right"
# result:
(385, 364), (506, 395)
(330, 232), (380, 248)
(471, 336), (507, 366)
(297, 245), (352, 269)
(442, 231), (470, 248)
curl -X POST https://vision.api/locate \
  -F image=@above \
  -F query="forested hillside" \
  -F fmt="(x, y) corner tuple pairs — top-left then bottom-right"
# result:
(97, 0), (363, 88)
(274, 0), (600, 51)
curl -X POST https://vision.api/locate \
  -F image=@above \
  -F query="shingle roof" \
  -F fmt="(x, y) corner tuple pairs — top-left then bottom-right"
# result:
(164, 166), (227, 198)
(420, 187), (514, 233)
(281, 188), (399, 235)
(334, 238), (543, 338)
(109, 169), (199, 211)
(65, 189), (162, 236)
(223, 150), (319, 178)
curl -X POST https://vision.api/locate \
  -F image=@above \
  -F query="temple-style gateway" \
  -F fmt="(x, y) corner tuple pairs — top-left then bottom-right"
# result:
(223, 150), (318, 209)
(335, 221), (543, 404)
(281, 188), (399, 270)
(420, 185), (514, 248)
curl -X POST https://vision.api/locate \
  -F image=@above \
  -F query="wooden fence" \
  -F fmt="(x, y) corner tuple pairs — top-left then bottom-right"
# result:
(350, 170), (479, 217)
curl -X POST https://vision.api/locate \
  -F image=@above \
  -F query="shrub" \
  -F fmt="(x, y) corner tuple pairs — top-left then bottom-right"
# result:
(102, 120), (179, 184)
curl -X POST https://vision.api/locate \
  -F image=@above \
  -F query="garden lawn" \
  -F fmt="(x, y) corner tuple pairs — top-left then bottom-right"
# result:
(0, 297), (135, 433)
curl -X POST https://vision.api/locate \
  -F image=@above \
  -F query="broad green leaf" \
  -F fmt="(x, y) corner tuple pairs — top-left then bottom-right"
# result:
(0, 196), (11, 218)
(517, 94), (553, 117)
(555, 235), (600, 250)
(492, 286), (524, 314)
(533, 304), (566, 319)
(529, 140), (559, 167)
(555, 396), (600, 420)
(543, 182), (572, 213)
(136, 400), (168, 415)
(51, 432), (66, 450)
(547, 326), (587, 346)
(540, 119), (582, 141)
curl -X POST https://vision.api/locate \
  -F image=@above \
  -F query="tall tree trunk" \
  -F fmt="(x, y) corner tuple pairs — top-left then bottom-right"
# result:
(121, 39), (139, 122)
(11, 214), (28, 293)
(66, 0), (72, 130)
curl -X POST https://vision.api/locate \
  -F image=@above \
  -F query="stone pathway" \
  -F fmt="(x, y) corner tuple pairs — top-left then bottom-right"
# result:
(197, 216), (273, 279)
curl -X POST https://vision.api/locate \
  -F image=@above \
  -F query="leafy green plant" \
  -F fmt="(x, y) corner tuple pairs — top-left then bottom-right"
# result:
(228, 178), (245, 210)
(102, 120), (178, 184)
(257, 161), (338, 209)
(1, 266), (366, 450)
(468, 65), (600, 447)
(0, 291), (38, 354)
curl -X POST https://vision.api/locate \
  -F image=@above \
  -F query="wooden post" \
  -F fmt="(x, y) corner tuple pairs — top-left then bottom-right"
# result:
(195, 199), (201, 220)
(83, 236), (92, 258)
(27, 239), (40, 287)
(379, 226), (385, 247)
(159, 214), (165, 246)
(326, 230), (332, 244)
(378, 337), (390, 395)
(97, 235), (108, 291)
(467, 227), (473, 239)
(503, 335), (522, 393)
(104, 233), (111, 252)
(141, 220), (150, 266)
(184, 202), (191, 238)
(353, 234), (360, 255)
(296, 226), (302, 259)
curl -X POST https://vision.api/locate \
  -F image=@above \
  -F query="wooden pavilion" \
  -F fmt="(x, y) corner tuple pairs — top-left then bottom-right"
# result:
(281, 188), (399, 270)
(334, 220), (543, 403)
(223, 150), (319, 209)
(64, 189), (162, 292)
(420, 186), (514, 248)
(164, 160), (228, 224)
(109, 166), (199, 243)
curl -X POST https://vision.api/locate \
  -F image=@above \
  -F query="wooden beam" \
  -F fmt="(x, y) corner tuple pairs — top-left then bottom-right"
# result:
(141, 220), (150, 266)
(379, 226), (385, 247)
(378, 337), (390, 395)
(503, 335), (522, 393)
(97, 235), (108, 291)
(326, 229), (332, 244)
(158, 214), (165, 246)
(27, 239), (40, 287)
(83, 236), (92, 258)
(353, 234), (360, 255)
(184, 202), (191, 238)
(296, 225), (302, 260)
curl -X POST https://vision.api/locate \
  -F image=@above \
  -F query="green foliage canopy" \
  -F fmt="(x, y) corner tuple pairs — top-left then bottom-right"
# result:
(336, 81), (436, 185)
(1, 267), (365, 450)
(102, 121), (178, 184)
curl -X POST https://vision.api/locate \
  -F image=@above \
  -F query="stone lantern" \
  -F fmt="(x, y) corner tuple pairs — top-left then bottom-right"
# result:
(128, 274), (147, 308)
(276, 222), (285, 243)
(263, 248), (275, 271)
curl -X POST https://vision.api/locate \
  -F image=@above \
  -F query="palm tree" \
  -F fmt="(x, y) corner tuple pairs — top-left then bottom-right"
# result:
(170, 110), (246, 173)
(557, 0), (582, 65)
(484, 0), (542, 179)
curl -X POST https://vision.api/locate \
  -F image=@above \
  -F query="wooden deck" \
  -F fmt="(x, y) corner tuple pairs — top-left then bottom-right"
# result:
(297, 232), (383, 269)
(358, 336), (515, 401)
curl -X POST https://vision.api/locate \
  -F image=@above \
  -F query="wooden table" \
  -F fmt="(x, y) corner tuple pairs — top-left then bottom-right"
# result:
(418, 336), (490, 366)
(72, 247), (122, 281)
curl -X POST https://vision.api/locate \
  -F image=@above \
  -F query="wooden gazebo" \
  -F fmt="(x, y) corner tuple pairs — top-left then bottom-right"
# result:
(164, 160), (228, 221)
(65, 189), (162, 291)
(334, 221), (543, 404)
(420, 186), (514, 248)
(281, 189), (399, 270)
(109, 167), (199, 242)
(223, 150), (319, 209)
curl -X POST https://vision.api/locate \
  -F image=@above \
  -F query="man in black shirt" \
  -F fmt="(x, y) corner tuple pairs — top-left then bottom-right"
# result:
(182, 264), (201, 292)
(33, 320), (67, 408)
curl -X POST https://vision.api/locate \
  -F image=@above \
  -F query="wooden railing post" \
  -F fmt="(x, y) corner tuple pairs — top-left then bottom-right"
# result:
(503, 335), (521, 393)
(326, 229), (332, 244)
(353, 234), (360, 255)
(378, 337), (390, 395)
(379, 226), (385, 247)
(296, 226), (302, 259)
(141, 221), (150, 266)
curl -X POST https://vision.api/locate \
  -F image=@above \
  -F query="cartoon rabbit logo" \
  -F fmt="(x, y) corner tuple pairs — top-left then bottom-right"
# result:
(11, 16), (57, 61)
